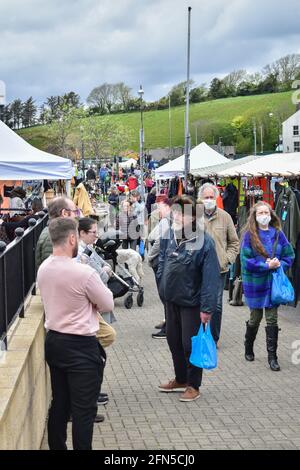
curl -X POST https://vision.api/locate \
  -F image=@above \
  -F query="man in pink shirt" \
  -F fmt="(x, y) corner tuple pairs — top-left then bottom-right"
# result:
(37, 218), (114, 450)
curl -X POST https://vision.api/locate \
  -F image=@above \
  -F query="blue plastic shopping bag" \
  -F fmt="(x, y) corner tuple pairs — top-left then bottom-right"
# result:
(189, 322), (217, 370)
(271, 266), (295, 305)
(139, 239), (145, 257)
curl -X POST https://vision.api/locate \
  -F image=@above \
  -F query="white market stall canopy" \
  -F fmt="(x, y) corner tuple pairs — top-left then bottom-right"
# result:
(119, 158), (137, 169)
(0, 120), (73, 180)
(213, 152), (300, 178)
(155, 142), (228, 180)
(191, 155), (261, 178)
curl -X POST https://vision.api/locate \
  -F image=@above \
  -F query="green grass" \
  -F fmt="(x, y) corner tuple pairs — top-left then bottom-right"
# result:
(18, 91), (294, 153)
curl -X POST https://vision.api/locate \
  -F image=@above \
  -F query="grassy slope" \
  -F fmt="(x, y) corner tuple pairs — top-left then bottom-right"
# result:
(18, 91), (294, 153)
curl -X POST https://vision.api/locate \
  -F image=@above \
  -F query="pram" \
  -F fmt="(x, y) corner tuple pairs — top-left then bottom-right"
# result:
(95, 229), (144, 310)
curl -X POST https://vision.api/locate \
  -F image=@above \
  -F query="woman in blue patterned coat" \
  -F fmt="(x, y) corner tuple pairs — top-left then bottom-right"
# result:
(240, 201), (295, 371)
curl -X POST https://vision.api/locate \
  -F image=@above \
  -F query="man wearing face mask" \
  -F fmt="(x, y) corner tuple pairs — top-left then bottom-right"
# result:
(198, 183), (239, 346)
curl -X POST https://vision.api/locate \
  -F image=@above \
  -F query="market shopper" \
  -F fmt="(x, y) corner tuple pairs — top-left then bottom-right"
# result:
(240, 202), (295, 371)
(118, 199), (139, 250)
(78, 217), (116, 406)
(157, 195), (220, 402)
(199, 183), (239, 346)
(148, 196), (172, 339)
(37, 218), (114, 450)
(35, 196), (80, 270)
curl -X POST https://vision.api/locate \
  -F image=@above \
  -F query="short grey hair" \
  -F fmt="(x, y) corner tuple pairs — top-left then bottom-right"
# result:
(198, 183), (219, 200)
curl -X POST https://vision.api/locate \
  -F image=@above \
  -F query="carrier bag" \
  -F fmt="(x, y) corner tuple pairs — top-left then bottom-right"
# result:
(189, 322), (217, 370)
(139, 239), (145, 257)
(271, 266), (295, 305)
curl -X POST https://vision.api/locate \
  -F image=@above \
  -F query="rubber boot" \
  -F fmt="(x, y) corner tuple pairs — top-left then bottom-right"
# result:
(244, 321), (259, 362)
(265, 325), (281, 372)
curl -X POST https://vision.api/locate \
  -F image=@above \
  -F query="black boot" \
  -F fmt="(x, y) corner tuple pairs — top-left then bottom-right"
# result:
(265, 325), (281, 372)
(244, 321), (259, 362)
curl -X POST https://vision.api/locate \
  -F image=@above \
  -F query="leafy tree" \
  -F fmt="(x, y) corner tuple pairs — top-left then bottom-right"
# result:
(190, 85), (208, 103)
(22, 97), (37, 127)
(10, 99), (23, 129)
(209, 78), (224, 99)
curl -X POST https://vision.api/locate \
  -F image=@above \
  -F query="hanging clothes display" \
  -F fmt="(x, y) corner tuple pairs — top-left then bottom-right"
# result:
(222, 183), (238, 224)
(275, 186), (300, 249)
(275, 186), (300, 306)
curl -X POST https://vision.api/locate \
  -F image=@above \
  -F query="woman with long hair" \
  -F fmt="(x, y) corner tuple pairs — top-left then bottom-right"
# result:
(241, 201), (295, 371)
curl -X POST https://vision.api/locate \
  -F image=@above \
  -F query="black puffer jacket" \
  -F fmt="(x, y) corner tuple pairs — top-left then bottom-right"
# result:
(157, 230), (220, 312)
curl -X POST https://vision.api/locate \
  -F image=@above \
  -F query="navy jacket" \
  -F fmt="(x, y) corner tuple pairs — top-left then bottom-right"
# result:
(157, 230), (220, 312)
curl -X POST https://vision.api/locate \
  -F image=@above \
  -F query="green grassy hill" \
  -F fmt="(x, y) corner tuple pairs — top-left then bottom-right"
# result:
(18, 91), (294, 154)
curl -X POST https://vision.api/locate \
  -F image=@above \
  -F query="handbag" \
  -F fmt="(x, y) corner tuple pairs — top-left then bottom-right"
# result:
(270, 231), (295, 305)
(189, 322), (217, 370)
(229, 277), (244, 306)
(271, 265), (295, 305)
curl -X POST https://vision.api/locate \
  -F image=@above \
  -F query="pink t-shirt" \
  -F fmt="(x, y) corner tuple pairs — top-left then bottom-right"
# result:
(37, 256), (114, 336)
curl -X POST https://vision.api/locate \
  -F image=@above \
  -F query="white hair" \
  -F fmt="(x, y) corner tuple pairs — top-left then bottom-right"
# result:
(198, 183), (219, 200)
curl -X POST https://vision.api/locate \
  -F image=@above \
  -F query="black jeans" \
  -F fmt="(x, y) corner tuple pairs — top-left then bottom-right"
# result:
(45, 331), (106, 450)
(152, 264), (167, 328)
(165, 302), (203, 390)
(210, 273), (226, 343)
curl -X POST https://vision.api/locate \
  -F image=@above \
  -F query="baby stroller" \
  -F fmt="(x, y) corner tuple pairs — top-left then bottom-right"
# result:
(95, 229), (144, 310)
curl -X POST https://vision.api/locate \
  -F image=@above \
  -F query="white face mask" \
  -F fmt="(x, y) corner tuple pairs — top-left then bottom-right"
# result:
(173, 220), (183, 231)
(204, 199), (216, 211)
(256, 215), (271, 227)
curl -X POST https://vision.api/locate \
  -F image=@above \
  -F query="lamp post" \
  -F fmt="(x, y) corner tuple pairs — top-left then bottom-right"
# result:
(253, 119), (257, 156)
(138, 85), (145, 201)
(269, 112), (281, 151)
(80, 125), (85, 174)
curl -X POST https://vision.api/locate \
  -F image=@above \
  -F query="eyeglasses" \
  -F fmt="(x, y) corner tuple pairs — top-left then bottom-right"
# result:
(63, 208), (81, 217)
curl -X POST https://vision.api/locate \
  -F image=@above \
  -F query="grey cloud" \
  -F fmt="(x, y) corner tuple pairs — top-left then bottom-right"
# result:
(0, 0), (300, 105)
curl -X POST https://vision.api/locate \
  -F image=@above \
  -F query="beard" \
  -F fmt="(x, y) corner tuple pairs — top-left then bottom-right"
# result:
(72, 241), (79, 258)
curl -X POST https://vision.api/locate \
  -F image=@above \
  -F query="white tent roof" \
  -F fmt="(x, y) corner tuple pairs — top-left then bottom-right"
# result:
(215, 153), (300, 178)
(119, 158), (137, 169)
(191, 155), (261, 177)
(0, 120), (72, 180)
(155, 142), (228, 180)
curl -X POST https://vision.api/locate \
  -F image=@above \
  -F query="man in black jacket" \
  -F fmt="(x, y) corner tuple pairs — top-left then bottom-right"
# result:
(156, 196), (220, 402)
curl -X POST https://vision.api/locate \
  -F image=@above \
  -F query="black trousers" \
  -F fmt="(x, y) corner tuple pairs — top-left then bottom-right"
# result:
(152, 264), (166, 324)
(45, 330), (106, 450)
(165, 302), (203, 390)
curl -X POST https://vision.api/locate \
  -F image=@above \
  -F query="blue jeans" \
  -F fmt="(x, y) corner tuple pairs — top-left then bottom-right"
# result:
(210, 273), (226, 343)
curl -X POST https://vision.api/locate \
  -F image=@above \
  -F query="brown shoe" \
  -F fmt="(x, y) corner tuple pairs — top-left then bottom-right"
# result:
(179, 387), (200, 402)
(158, 379), (187, 393)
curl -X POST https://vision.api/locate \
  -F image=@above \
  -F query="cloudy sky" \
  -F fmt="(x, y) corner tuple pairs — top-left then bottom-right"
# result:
(1, 0), (300, 105)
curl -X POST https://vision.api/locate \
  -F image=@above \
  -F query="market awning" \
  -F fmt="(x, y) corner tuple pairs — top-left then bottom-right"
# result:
(155, 142), (228, 180)
(0, 120), (72, 180)
(214, 153), (300, 178)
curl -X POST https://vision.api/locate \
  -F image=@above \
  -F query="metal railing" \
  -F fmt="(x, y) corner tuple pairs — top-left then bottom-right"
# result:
(0, 212), (48, 350)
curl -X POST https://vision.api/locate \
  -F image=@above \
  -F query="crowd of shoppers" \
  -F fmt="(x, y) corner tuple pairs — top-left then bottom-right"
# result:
(34, 179), (296, 449)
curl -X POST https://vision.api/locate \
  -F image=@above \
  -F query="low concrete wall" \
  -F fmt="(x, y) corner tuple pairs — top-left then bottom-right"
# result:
(0, 295), (50, 450)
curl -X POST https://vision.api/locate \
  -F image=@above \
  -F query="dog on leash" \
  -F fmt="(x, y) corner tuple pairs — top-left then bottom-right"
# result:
(116, 249), (144, 284)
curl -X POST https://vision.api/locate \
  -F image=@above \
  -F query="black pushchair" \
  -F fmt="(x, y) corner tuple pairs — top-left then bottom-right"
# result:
(95, 229), (144, 310)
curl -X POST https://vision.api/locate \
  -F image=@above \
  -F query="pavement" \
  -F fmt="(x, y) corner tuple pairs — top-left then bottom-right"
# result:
(41, 264), (300, 450)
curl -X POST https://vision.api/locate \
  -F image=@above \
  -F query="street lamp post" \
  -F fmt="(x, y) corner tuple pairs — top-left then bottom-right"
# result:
(138, 85), (145, 201)
(253, 119), (257, 156)
(80, 125), (85, 174)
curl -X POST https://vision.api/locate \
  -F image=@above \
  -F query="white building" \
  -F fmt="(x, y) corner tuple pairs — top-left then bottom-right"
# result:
(282, 108), (300, 153)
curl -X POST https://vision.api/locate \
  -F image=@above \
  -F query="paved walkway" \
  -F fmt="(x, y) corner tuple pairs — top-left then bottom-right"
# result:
(41, 265), (300, 450)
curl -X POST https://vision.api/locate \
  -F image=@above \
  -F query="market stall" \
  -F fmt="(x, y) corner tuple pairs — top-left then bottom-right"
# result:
(0, 120), (72, 207)
(155, 142), (228, 180)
